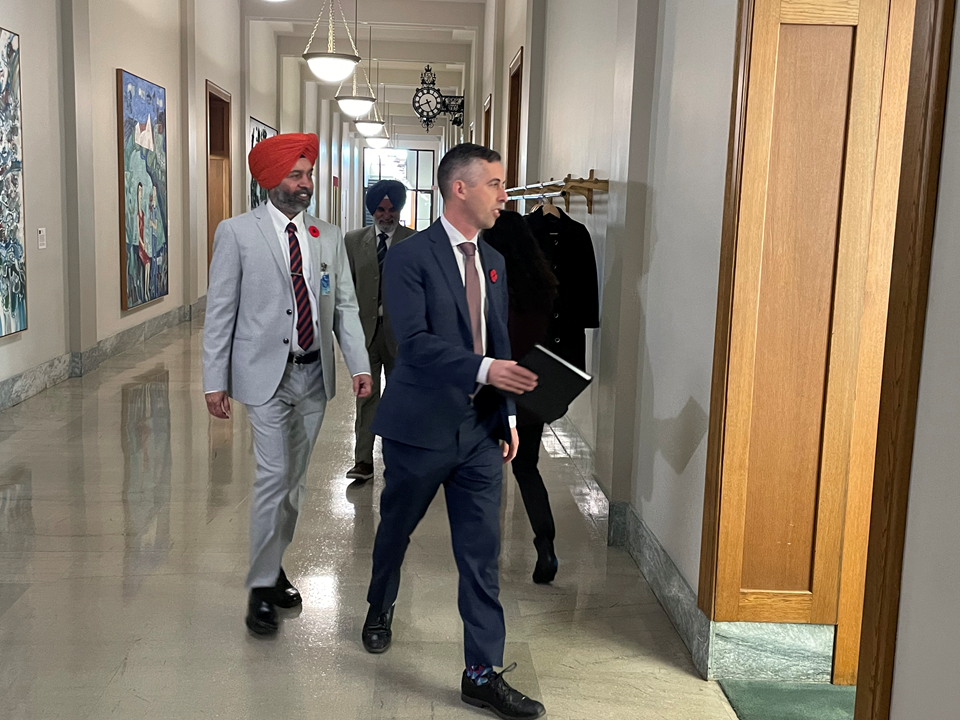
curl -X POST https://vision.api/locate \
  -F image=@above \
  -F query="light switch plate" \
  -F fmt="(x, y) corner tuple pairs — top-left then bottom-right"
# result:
(38, 228), (46, 249)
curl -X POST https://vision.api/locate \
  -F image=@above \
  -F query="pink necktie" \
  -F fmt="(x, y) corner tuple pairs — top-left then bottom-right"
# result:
(457, 242), (483, 355)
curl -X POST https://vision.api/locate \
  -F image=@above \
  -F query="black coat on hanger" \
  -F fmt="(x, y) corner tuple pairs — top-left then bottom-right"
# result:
(525, 207), (600, 371)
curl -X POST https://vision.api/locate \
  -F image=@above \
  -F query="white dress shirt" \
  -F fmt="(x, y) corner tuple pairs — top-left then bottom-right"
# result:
(441, 215), (494, 386)
(268, 200), (320, 353)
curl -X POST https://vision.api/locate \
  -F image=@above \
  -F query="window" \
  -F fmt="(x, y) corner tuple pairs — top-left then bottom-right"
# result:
(363, 148), (436, 231)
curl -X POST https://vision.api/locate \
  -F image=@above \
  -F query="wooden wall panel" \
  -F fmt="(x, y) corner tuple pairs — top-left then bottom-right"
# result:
(781, 0), (861, 24)
(740, 24), (854, 593)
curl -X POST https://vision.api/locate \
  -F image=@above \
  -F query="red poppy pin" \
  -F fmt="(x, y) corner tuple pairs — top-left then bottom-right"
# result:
(489, 269), (498, 283)
(308, 225), (320, 238)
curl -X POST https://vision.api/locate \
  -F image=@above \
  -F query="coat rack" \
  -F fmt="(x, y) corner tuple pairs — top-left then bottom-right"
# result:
(505, 170), (609, 214)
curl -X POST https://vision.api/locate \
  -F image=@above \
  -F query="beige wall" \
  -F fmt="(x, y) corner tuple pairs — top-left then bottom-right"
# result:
(539, 0), (618, 448)
(888, 16), (960, 717)
(629, 0), (738, 588)
(280, 56), (301, 134)
(248, 20), (278, 129)
(0, 2), (69, 382)
(501, 0), (526, 163)
(196, 0), (243, 297)
(529, 0), (737, 590)
(89, 0), (184, 341)
(1, 0), (243, 385)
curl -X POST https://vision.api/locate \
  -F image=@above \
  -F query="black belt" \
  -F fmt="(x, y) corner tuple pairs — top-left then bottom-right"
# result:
(288, 350), (321, 365)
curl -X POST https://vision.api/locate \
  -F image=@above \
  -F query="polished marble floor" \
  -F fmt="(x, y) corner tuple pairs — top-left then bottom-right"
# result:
(0, 319), (736, 720)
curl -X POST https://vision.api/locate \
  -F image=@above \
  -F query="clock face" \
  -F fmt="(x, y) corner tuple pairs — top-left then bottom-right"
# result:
(413, 87), (443, 120)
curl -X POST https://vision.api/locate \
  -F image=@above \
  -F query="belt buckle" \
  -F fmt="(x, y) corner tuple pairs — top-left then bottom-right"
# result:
(291, 354), (304, 365)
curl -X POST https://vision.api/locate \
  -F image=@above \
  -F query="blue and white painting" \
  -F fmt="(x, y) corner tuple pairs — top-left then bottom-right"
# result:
(0, 27), (26, 337)
(119, 69), (168, 310)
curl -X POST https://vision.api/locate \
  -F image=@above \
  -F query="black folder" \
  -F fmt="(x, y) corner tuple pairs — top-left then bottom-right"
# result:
(512, 345), (593, 424)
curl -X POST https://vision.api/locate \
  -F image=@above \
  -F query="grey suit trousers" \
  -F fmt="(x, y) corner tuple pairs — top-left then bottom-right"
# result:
(354, 320), (395, 464)
(244, 360), (326, 589)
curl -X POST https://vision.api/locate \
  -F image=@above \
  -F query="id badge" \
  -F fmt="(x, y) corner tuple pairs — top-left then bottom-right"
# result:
(320, 273), (331, 296)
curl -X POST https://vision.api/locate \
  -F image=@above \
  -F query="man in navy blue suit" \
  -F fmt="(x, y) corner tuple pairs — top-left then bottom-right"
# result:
(362, 144), (546, 719)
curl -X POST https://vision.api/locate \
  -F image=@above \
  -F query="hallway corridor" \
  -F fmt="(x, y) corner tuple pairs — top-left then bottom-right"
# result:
(0, 320), (735, 720)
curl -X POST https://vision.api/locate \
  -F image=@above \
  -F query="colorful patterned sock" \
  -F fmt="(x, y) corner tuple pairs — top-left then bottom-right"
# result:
(466, 665), (493, 686)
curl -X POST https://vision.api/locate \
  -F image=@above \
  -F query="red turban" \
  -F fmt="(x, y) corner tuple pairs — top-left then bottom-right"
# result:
(248, 133), (319, 190)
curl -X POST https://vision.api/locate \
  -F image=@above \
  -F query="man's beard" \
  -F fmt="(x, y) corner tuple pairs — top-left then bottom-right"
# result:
(271, 187), (312, 215)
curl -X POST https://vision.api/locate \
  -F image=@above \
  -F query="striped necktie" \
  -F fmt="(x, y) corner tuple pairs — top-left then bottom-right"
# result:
(377, 232), (388, 304)
(286, 223), (314, 350)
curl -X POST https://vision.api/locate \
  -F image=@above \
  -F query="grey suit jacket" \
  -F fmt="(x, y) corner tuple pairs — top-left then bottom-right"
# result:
(343, 223), (417, 347)
(203, 206), (371, 407)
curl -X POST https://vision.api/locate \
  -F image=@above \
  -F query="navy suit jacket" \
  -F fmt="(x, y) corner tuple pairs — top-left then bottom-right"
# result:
(371, 219), (516, 450)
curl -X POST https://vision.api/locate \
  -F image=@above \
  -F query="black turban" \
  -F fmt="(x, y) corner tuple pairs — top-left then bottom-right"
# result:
(365, 180), (407, 216)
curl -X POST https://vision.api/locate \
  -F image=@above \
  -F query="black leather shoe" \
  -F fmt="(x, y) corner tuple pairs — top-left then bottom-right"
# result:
(361, 604), (394, 653)
(346, 461), (375, 482)
(245, 589), (279, 636)
(269, 567), (302, 608)
(461, 664), (546, 719)
(532, 538), (558, 585)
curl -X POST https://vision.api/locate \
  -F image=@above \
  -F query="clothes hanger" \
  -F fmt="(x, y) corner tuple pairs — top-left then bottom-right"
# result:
(541, 193), (561, 217)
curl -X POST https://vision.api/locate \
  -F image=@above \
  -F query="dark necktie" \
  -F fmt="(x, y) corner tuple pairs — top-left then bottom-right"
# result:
(377, 232), (388, 304)
(456, 242), (483, 355)
(286, 223), (314, 350)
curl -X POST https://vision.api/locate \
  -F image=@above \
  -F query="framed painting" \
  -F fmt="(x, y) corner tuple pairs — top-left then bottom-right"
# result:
(117, 69), (168, 310)
(248, 117), (277, 211)
(0, 27), (26, 338)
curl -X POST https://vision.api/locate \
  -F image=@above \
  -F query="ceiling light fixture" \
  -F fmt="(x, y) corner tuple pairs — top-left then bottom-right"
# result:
(354, 60), (385, 136)
(335, 20), (376, 119)
(303, 0), (361, 84)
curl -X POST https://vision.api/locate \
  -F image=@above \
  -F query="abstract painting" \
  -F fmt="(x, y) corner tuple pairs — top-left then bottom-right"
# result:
(248, 117), (277, 210)
(117, 69), (168, 310)
(0, 27), (26, 337)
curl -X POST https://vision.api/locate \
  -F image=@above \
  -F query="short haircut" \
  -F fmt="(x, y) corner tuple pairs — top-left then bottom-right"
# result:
(437, 143), (502, 199)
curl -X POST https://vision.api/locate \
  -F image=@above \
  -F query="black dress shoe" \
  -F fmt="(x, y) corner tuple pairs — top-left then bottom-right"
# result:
(270, 567), (302, 608)
(346, 461), (375, 482)
(461, 664), (546, 719)
(361, 604), (394, 653)
(532, 538), (558, 585)
(245, 589), (279, 636)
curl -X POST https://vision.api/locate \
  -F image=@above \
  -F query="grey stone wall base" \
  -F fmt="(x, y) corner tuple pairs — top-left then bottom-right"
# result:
(611, 500), (712, 677)
(1, 298), (205, 412)
(610, 499), (836, 682)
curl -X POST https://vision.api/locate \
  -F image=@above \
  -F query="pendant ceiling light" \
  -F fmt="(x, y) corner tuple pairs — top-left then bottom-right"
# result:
(355, 61), (385, 136)
(335, 14), (376, 118)
(367, 83), (391, 148)
(303, 0), (361, 84)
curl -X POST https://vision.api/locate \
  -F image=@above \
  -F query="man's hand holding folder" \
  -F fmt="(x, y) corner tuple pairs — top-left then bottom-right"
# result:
(488, 360), (539, 394)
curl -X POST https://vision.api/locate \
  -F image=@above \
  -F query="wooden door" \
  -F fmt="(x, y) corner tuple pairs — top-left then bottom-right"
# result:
(206, 82), (232, 273)
(701, 0), (916, 632)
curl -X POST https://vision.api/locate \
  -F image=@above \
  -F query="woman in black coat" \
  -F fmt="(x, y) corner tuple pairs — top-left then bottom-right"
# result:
(483, 210), (561, 583)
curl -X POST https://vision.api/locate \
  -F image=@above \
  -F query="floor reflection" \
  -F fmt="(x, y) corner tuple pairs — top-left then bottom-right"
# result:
(0, 466), (34, 552)
(0, 323), (736, 720)
(121, 367), (172, 592)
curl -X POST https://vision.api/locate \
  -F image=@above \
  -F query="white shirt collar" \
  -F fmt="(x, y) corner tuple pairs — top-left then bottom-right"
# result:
(267, 199), (305, 235)
(441, 214), (479, 248)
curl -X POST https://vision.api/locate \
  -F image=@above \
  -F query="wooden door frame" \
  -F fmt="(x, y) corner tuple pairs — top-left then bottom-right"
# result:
(483, 94), (493, 148)
(205, 81), (232, 273)
(506, 47), (524, 207)
(698, 0), (955, 715)
(855, 0), (955, 716)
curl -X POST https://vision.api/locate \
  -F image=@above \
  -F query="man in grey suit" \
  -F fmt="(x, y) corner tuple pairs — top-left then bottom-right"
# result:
(203, 133), (372, 636)
(343, 180), (417, 482)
